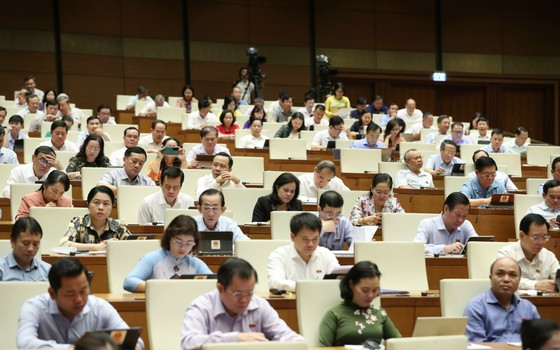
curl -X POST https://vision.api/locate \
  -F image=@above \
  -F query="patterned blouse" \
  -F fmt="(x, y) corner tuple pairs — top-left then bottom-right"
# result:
(59, 214), (131, 246)
(66, 155), (110, 173)
(350, 194), (404, 225)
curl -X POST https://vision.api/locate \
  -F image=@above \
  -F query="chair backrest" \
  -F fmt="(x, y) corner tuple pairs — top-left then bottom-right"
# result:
(231, 156), (264, 184)
(116, 95), (134, 110)
(0, 240), (11, 257)
(117, 185), (160, 224)
(377, 162), (406, 183)
(203, 342), (309, 350)
(106, 240), (161, 293)
(270, 211), (307, 240)
(222, 188), (271, 224)
(386, 335), (468, 350)
(168, 96), (181, 107)
(234, 128), (252, 148)
(40, 121), (53, 137)
(335, 139), (354, 148)
(399, 142), (438, 158)
(103, 124), (137, 141)
(381, 213), (438, 241)
(146, 279), (216, 350)
(181, 168), (211, 199)
(467, 241), (510, 279)
(104, 142), (126, 158)
(134, 100), (150, 116)
(0, 164), (18, 197)
(490, 153), (522, 177)
(299, 130), (317, 150)
(420, 128), (434, 142)
(263, 171), (307, 189)
(157, 107), (185, 123)
(29, 207), (89, 254)
(514, 195), (542, 238)
(317, 189), (365, 218)
(10, 183), (72, 222)
(0, 281), (49, 350)
(81, 167), (114, 199)
(234, 240), (290, 293)
(526, 178), (546, 195)
(163, 208), (233, 229)
(262, 122), (286, 136)
(459, 144), (482, 162)
(24, 138), (49, 163)
(526, 145), (560, 166)
(269, 139), (307, 160)
(440, 279), (489, 317)
(444, 176), (470, 198)
(54, 151), (76, 170)
(354, 242), (428, 291)
(296, 280), (343, 347)
(340, 148), (380, 174)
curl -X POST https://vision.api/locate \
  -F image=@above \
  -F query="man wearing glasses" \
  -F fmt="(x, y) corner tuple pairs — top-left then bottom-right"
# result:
(194, 189), (249, 242)
(439, 122), (472, 147)
(317, 191), (353, 250)
(497, 213), (559, 292)
(461, 156), (507, 207)
(528, 180), (560, 229)
(181, 258), (303, 348)
(3, 146), (57, 198)
(424, 139), (464, 176)
(311, 116), (348, 150)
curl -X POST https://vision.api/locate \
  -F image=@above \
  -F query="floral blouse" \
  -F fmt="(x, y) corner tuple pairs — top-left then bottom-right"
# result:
(350, 194), (404, 225)
(66, 155), (110, 173)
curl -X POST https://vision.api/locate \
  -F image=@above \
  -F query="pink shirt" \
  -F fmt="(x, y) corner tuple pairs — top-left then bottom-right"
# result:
(16, 190), (73, 220)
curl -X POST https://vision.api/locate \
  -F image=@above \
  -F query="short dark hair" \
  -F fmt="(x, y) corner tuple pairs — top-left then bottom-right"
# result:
(472, 150), (489, 163)
(316, 160), (336, 175)
(151, 119), (166, 130)
(271, 173), (300, 206)
(124, 146), (147, 159)
(161, 215), (200, 255)
(214, 152), (233, 168)
(440, 139), (457, 151)
(290, 212), (322, 236)
(437, 115), (450, 124)
(329, 116), (344, 127)
(475, 156), (497, 172)
(97, 104), (112, 113)
(11, 216), (43, 240)
(333, 82), (345, 93)
(521, 319), (560, 350)
(217, 257), (258, 289)
(314, 104), (326, 112)
(34, 145), (56, 157)
(137, 86), (149, 94)
(86, 115), (100, 125)
(519, 213), (549, 234)
(366, 122), (382, 134)
(552, 157), (560, 172)
(543, 179), (560, 195)
(87, 185), (115, 205)
(476, 117), (489, 125)
(444, 192), (470, 211)
(515, 126), (528, 135)
(356, 97), (367, 105)
(50, 119), (68, 132)
(160, 166), (184, 186)
(48, 257), (89, 293)
(9, 114), (24, 126)
(200, 126), (218, 139)
(0, 126), (5, 136)
(199, 188), (225, 207)
(451, 122), (463, 130)
(491, 128), (504, 137)
(369, 173), (393, 196)
(319, 190), (344, 209)
(199, 98), (211, 109)
(40, 170), (70, 192)
(123, 126), (139, 137)
(219, 109), (236, 126)
(340, 261), (381, 302)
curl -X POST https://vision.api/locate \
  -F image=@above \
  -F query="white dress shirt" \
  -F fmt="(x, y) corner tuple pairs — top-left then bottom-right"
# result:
(193, 215), (249, 242)
(195, 173), (246, 199)
(527, 201), (560, 222)
(297, 173), (350, 202)
(187, 112), (218, 129)
(239, 134), (268, 149)
(311, 130), (348, 147)
(186, 144), (230, 163)
(39, 139), (79, 152)
(3, 163), (55, 198)
(138, 135), (163, 150)
(397, 108), (423, 126)
(109, 147), (127, 166)
(394, 168), (434, 189)
(137, 190), (194, 224)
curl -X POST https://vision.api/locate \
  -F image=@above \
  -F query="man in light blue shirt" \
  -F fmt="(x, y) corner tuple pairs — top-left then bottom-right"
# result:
(424, 139), (463, 176)
(414, 192), (478, 254)
(350, 123), (385, 149)
(425, 115), (450, 144)
(318, 190), (353, 250)
(0, 217), (50, 281)
(380, 103), (398, 127)
(461, 156), (507, 207)
(464, 257), (539, 342)
(0, 126), (19, 164)
(481, 129), (511, 153)
(505, 127), (529, 155)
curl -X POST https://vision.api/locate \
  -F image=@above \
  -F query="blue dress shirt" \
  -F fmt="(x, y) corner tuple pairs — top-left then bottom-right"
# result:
(0, 252), (50, 281)
(461, 178), (507, 200)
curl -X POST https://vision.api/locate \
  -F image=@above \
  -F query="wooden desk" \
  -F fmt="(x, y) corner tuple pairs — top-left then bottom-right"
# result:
(316, 344), (517, 350)
(393, 188), (445, 213)
(468, 208), (515, 241)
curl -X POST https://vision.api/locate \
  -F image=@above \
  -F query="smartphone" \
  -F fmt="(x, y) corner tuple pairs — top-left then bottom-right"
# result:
(162, 146), (179, 155)
(269, 288), (287, 295)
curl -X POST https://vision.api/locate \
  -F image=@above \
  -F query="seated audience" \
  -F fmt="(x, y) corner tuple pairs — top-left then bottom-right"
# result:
(98, 146), (155, 195)
(17, 257), (144, 349)
(77, 116), (111, 148)
(367, 95), (389, 115)
(397, 98), (422, 126)
(268, 212), (339, 292)
(505, 126), (530, 155)
(3, 114), (28, 150)
(350, 173), (404, 226)
(124, 215), (211, 292)
(380, 102), (398, 128)
(186, 126), (231, 166)
(126, 85), (153, 111)
(469, 116), (490, 144)
(464, 257), (539, 343)
(298, 160), (349, 202)
(521, 319), (560, 350)
(383, 118), (405, 151)
(195, 152), (245, 198)
(481, 129), (511, 153)
(181, 258), (303, 348)
(17, 170), (72, 219)
(299, 93), (315, 119)
(39, 120), (78, 152)
(272, 93), (295, 122)
(318, 261), (401, 346)
(67, 134), (110, 180)
(176, 85), (198, 113)
(3, 146), (57, 198)
(528, 180), (560, 228)
(467, 150), (518, 191)
(461, 156), (507, 207)
(187, 98), (218, 129)
(242, 104), (266, 128)
(147, 137), (187, 182)
(56, 93), (83, 127)
(538, 157), (560, 195)
(497, 213), (559, 292)
(252, 172), (303, 222)
(415, 192), (478, 254)
(109, 127), (140, 166)
(408, 111), (435, 137)
(325, 82), (351, 118)
(349, 97), (368, 119)
(59, 186), (131, 250)
(0, 126), (19, 164)
(194, 189), (249, 242)
(311, 116), (349, 150)
(97, 104), (116, 126)
(305, 105), (328, 130)
(424, 139), (464, 176)
(394, 149), (434, 189)
(439, 121), (472, 147)
(0, 217), (50, 281)
(139, 119), (167, 153)
(137, 167), (194, 224)
(16, 93), (44, 120)
(138, 93), (169, 117)
(318, 191), (353, 250)
(238, 117), (268, 148)
(274, 112), (305, 139)
(216, 109), (239, 138)
(350, 122), (385, 149)
(349, 110), (372, 136)
(424, 115), (450, 144)
(223, 95), (242, 117)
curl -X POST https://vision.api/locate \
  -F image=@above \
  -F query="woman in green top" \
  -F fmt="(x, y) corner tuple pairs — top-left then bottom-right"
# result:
(318, 261), (401, 347)
(66, 134), (110, 180)
(274, 112), (305, 138)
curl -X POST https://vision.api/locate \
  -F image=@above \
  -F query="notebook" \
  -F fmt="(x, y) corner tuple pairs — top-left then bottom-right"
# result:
(199, 231), (233, 256)
(84, 327), (142, 350)
(332, 226), (377, 256)
(180, 274), (217, 280)
(487, 193), (515, 208)
(461, 236), (495, 254)
(412, 316), (468, 337)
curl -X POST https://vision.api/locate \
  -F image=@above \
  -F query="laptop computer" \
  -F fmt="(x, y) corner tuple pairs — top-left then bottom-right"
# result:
(196, 154), (215, 169)
(14, 139), (24, 151)
(412, 316), (468, 337)
(477, 140), (491, 145)
(199, 231), (234, 256)
(84, 327), (142, 350)
(451, 163), (465, 176)
(332, 226), (377, 257)
(263, 139), (270, 149)
(180, 274), (218, 280)
(487, 193), (515, 208)
(326, 140), (336, 150)
(461, 235), (495, 254)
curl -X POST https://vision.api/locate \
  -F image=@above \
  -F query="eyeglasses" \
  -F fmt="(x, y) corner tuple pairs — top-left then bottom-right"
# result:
(453, 131), (463, 135)
(87, 146), (100, 152)
(201, 206), (221, 213)
(172, 239), (196, 247)
(37, 158), (54, 167)
(373, 189), (390, 196)
(323, 211), (342, 219)
(479, 172), (497, 178)
(529, 234), (550, 242)
(331, 126), (344, 132)
(227, 289), (254, 298)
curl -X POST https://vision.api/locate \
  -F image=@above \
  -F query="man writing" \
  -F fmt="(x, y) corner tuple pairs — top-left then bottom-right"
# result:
(424, 140), (463, 176)
(297, 160), (349, 202)
(461, 156), (507, 207)
(318, 191), (353, 251)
